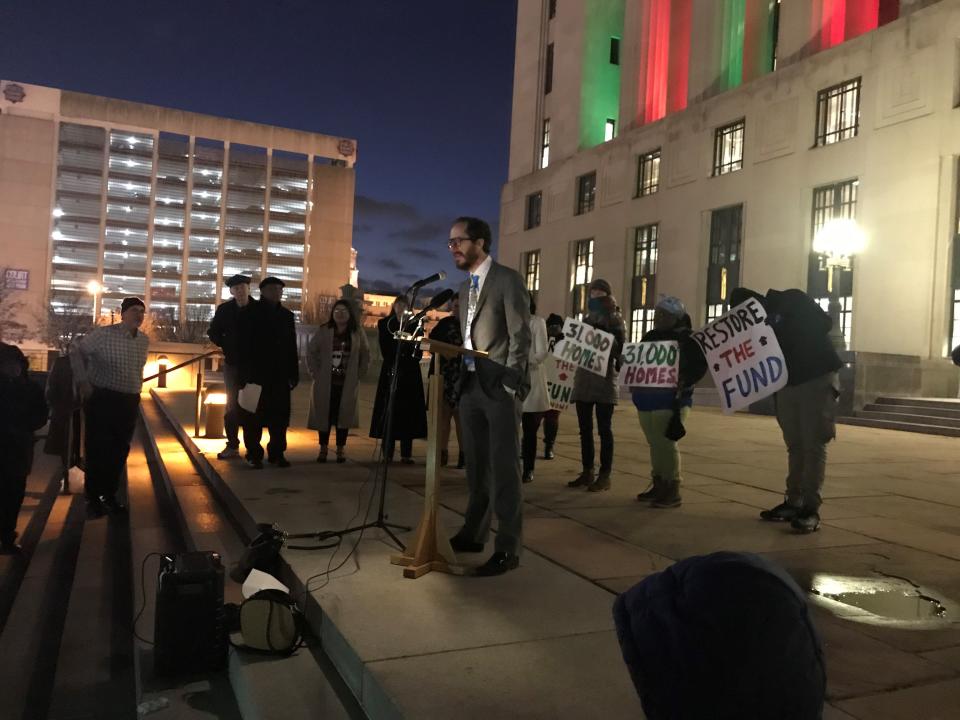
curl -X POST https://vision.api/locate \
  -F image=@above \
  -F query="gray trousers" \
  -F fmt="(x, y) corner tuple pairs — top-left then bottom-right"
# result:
(775, 372), (840, 511)
(458, 373), (523, 554)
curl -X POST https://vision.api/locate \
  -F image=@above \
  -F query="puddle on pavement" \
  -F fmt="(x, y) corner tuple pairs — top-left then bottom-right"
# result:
(809, 573), (949, 624)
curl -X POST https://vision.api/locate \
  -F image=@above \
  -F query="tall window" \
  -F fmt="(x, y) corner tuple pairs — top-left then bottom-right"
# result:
(952, 162), (960, 353)
(524, 250), (541, 304)
(770, 0), (782, 71)
(571, 239), (594, 318)
(636, 149), (661, 197)
(540, 119), (551, 169)
(576, 172), (597, 215)
(809, 180), (858, 346)
(545, 43), (554, 95)
(631, 224), (659, 341)
(604, 119), (617, 142)
(525, 191), (542, 230)
(815, 78), (861, 147)
(706, 205), (743, 322)
(610, 37), (621, 65)
(713, 119), (745, 176)
(549, 0), (557, 19)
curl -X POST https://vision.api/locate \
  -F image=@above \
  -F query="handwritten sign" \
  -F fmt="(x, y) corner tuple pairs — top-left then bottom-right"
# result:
(691, 299), (788, 414)
(545, 356), (578, 411)
(553, 317), (613, 377)
(618, 341), (679, 388)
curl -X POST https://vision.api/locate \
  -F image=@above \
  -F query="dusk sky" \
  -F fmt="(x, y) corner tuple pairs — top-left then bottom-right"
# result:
(0, 0), (518, 295)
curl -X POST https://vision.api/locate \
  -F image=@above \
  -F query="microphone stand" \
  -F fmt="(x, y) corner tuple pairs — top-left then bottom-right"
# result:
(286, 290), (432, 551)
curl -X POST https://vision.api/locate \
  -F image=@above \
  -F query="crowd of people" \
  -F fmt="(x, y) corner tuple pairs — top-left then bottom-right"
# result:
(0, 218), (886, 559)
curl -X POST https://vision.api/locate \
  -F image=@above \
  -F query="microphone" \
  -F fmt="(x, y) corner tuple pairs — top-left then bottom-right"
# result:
(411, 288), (455, 324)
(406, 271), (446, 292)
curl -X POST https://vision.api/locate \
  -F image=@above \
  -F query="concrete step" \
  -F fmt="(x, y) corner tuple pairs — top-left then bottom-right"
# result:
(873, 396), (960, 411)
(142, 393), (362, 720)
(856, 410), (960, 429)
(0, 490), (86, 719)
(862, 403), (960, 420)
(838, 416), (960, 438)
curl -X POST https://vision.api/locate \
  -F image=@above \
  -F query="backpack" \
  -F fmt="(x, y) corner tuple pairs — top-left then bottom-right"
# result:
(231, 589), (304, 655)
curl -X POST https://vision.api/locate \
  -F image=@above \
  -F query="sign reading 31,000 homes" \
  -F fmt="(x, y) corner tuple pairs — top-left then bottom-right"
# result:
(618, 340), (679, 389)
(552, 317), (614, 378)
(691, 299), (788, 414)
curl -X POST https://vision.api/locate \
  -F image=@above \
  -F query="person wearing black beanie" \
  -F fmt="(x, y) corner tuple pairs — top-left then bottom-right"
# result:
(613, 552), (826, 720)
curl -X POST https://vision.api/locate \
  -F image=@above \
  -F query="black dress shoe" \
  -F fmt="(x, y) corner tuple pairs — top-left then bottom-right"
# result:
(273, 457), (291, 468)
(100, 496), (127, 515)
(248, 457), (264, 469)
(0, 542), (22, 555)
(450, 535), (485, 553)
(474, 552), (520, 577)
(86, 497), (107, 518)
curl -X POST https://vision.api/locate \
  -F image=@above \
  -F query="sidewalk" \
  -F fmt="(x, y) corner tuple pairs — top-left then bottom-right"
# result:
(158, 381), (960, 719)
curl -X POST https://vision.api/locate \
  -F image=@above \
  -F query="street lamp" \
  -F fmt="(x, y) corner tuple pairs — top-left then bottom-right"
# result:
(813, 218), (866, 351)
(86, 279), (102, 324)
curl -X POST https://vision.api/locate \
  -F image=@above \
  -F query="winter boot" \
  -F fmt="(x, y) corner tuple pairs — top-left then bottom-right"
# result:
(588, 470), (611, 492)
(567, 469), (594, 488)
(636, 475), (661, 502)
(651, 479), (682, 508)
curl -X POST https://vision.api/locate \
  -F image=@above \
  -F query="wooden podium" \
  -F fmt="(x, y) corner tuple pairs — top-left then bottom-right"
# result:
(390, 339), (487, 579)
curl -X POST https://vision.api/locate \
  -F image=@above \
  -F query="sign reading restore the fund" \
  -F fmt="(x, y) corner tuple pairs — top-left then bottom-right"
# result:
(546, 357), (578, 411)
(691, 299), (788, 413)
(618, 341), (679, 388)
(553, 317), (614, 377)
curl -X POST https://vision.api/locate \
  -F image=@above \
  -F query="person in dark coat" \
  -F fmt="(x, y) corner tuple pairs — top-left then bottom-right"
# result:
(427, 293), (463, 468)
(208, 274), (258, 460)
(613, 552), (826, 720)
(568, 279), (626, 492)
(370, 296), (427, 463)
(43, 353), (80, 469)
(241, 277), (299, 469)
(0, 343), (49, 553)
(730, 287), (843, 534)
(631, 296), (707, 508)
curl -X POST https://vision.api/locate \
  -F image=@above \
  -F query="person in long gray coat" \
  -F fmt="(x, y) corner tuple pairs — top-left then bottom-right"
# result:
(307, 299), (370, 463)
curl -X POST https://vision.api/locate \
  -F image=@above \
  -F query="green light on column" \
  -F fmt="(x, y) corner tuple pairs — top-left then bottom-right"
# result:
(721, 0), (746, 90)
(580, 0), (625, 149)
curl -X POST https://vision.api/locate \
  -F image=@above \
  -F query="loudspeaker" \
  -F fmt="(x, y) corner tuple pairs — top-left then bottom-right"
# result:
(153, 551), (227, 676)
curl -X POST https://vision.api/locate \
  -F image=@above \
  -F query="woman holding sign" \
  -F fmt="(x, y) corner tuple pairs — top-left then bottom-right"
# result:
(568, 279), (626, 492)
(631, 296), (707, 508)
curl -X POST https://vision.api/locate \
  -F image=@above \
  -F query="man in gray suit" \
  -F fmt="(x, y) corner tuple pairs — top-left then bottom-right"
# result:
(447, 216), (531, 576)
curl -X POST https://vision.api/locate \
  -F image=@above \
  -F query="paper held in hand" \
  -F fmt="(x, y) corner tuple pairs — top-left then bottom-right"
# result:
(552, 317), (614, 378)
(238, 383), (262, 413)
(691, 299), (788, 414)
(618, 340), (679, 388)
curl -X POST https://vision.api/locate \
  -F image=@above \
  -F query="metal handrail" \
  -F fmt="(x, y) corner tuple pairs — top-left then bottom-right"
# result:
(142, 350), (223, 382)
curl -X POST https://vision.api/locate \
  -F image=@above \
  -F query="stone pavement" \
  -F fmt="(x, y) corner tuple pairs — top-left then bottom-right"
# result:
(159, 381), (960, 719)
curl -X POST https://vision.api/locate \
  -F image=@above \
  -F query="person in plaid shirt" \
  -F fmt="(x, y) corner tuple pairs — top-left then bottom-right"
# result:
(70, 297), (149, 516)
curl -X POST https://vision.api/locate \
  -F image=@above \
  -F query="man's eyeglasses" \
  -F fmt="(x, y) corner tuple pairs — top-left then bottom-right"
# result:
(447, 236), (474, 249)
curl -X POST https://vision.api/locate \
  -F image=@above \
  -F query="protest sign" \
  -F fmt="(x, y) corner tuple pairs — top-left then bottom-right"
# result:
(552, 317), (614, 377)
(618, 340), (679, 388)
(691, 298), (788, 414)
(546, 356), (578, 411)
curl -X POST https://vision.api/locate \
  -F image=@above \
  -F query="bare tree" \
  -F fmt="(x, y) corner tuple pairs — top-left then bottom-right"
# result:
(0, 269), (30, 343)
(37, 301), (95, 354)
(173, 304), (213, 345)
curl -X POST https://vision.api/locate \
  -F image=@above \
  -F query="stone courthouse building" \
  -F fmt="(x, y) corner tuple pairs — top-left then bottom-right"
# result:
(499, 0), (960, 407)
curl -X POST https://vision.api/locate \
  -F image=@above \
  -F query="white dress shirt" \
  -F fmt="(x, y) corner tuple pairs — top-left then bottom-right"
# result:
(463, 254), (493, 360)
